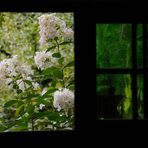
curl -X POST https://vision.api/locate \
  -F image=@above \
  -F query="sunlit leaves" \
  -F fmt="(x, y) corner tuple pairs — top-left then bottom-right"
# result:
(4, 100), (18, 107)
(42, 67), (63, 79)
(41, 87), (57, 99)
(0, 12), (74, 132)
(15, 104), (24, 117)
(64, 60), (74, 69)
(52, 52), (61, 58)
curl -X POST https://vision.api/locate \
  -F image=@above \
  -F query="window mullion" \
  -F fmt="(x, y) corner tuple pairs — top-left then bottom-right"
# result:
(132, 23), (138, 119)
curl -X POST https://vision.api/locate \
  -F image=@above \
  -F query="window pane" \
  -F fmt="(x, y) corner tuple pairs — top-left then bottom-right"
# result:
(137, 75), (144, 119)
(97, 74), (132, 119)
(96, 24), (132, 68)
(137, 24), (143, 68)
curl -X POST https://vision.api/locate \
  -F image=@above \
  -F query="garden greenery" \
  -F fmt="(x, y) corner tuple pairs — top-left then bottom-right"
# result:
(0, 12), (74, 132)
(96, 24), (143, 119)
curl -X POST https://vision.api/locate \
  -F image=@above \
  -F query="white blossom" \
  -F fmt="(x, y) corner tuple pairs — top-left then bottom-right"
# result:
(39, 104), (45, 110)
(16, 79), (29, 92)
(62, 28), (74, 40)
(41, 87), (48, 96)
(34, 51), (57, 70)
(38, 13), (74, 46)
(18, 62), (34, 78)
(53, 88), (74, 112)
(38, 14), (59, 45)
(32, 82), (39, 90)
(0, 55), (39, 92)
(5, 78), (13, 85)
(0, 55), (33, 79)
(24, 113), (29, 117)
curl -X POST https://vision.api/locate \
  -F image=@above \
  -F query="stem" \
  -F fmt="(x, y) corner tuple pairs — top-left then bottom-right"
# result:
(30, 98), (35, 131)
(48, 41), (72, 51)
(62, 69), (65, 88)
(31, 117), (34, 131)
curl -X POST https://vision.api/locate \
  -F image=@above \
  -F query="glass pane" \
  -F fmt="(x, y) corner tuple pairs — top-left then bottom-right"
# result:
(96, 24), (132, 68)
(137, 24), (143, 68)
(97, 74), (132, 119)
(137, 75), (144, 119)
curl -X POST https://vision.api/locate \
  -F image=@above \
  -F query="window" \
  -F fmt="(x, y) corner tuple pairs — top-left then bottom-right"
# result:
(96, 23), (148, 120)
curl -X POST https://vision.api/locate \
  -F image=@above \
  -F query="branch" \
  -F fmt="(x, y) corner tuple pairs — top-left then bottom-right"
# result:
(0, 49), (11, 57)
(46, 41), (73, 52)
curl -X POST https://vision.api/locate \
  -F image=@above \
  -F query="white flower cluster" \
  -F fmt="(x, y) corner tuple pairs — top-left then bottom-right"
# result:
(53, 88), (74, 112)
(63, 28), (74, 40)
(16, 77), (39, 92)
(0, 55), (39, 92)
(38, 13), (74, 46)
(0, 55), (19, 79)
(34, 51), (57, 70)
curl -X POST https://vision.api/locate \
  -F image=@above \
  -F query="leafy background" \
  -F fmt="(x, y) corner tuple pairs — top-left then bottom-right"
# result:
(96, 24), (143, 119)
(0, 12), (74, 132)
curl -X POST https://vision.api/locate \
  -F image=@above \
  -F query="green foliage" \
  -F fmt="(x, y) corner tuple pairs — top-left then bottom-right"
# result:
(42, 67), (63, 80)
(96, 24), (144, 119)
(0, 12), (74, 132)
(97, 74), (132, 119)
(137, 75), (144, 118)
(4, 100), (18, 107)
(96, 24), (132, 68)
(137, 24), (143, 68)
(64, 60), (74, 69)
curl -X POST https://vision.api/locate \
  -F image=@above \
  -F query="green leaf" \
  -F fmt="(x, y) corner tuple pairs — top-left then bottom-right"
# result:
(51, 80), (57, 87)
(17, 89), (22, 94)
(46, 47), (52, 52)
(58, 57), (64, 65)
(41, 87), (57, 98)
(52, 52), (61, 58)
(12, 126), (28, 131)
(64, 61), (74, 69)
(34, 111), (48, 119)
(34, 111), (60, 121)
(35, 98), (49, 105)
(59, 41), (73, 46)
(46, 41), (73, 52)
(15, 104), (24, 117)
(42, 67), (63, 79)
(27, 104), (34, 114)
(24, 80), (32, 86)
(4, 100), (18, 107)
(48, 112), (60, 121)
(23, 93), (39, 100)
(0, 125), (6, 131)
(66, 80), (74, 87)
(17, 100), (24, 107)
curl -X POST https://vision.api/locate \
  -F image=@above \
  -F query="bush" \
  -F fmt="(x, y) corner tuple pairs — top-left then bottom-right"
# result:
(0, 12), (74, 132)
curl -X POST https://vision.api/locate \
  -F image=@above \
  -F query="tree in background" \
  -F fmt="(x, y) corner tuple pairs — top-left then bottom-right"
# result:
(96, 24), (133, 119)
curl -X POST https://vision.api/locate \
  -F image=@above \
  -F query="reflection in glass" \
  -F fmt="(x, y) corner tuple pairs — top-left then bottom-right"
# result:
(97, 74), (132, 119)
(137, 24), (143, 68)
(137, 75), (144, 119)
(96, 24), (132, 68)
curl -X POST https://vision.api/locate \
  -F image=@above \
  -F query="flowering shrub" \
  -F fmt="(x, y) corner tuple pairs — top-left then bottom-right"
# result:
(53, 88), (74, 113)
(0, 12), (74, 131)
